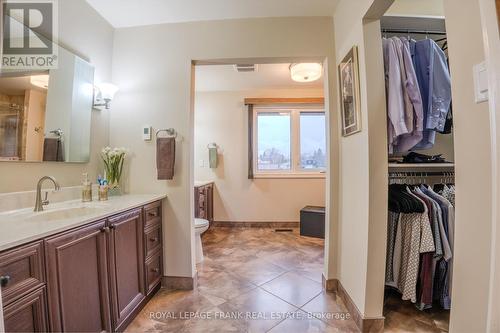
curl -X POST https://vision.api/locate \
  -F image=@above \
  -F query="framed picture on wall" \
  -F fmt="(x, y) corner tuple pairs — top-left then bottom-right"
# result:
(497, 0), (500, 31)
(338, 46), (361, 137)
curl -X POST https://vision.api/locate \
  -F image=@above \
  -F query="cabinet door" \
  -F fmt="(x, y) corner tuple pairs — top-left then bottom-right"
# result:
(3, 287), (48, 332)
(45, 220), (111, 333)
(0, 241), (45, 306)
(206, 184), (214, 223)
(108, 209), (146, 331)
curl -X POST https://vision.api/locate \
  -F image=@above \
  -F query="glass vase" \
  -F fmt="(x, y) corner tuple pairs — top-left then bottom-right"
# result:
(108, 181), (122, 196)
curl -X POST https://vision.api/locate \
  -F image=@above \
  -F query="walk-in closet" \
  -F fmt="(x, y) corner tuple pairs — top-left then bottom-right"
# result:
(381, 13), (455, 332)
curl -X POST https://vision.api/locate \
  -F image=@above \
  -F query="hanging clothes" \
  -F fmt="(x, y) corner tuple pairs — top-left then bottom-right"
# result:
(383, 38), (407, 154)
(383, 37), (452, 153)
(386, 182), (455, 311)
(392, 37), (424, 153)
(412, 39), (452, 150)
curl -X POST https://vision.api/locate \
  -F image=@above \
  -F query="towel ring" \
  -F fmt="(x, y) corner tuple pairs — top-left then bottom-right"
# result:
(207, 143), (218, 149)
(156, 128), (177, 138)
(50, 128), (63, 137)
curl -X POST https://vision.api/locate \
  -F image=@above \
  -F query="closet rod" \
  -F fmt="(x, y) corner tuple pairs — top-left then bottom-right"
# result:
(382, 29), (447, 36)
(389, 171), (454, 176)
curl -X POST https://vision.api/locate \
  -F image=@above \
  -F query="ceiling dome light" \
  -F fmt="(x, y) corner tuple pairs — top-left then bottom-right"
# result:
(290, 63), (323, 82)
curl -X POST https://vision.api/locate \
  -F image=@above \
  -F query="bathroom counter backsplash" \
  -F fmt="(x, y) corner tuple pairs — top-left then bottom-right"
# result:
(0, 192), (167, 252)
(0, 185), (101, 213)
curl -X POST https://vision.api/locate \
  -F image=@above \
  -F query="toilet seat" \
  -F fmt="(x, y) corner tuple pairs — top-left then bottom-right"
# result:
(195, 218), (209, 229)
(194, 218), (209, 264)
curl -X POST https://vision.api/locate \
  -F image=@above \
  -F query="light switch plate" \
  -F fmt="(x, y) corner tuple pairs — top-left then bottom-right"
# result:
(473, 62), (489, 103)
(143, 126), (152, 141)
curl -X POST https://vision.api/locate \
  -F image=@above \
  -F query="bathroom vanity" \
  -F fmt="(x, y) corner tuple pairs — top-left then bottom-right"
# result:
(0, 194), (165, 332)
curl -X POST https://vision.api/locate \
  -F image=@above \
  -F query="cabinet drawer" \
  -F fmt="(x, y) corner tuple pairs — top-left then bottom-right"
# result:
(3, 286), (48, 333)
(145, 252), (162, 295)
(144, 201), (161, 228)
(0, 241), (45, 305)
(145, 225), (162, 259)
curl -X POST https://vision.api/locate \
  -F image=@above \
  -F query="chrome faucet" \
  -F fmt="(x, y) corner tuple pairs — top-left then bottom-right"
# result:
(34, 176), (61, 212)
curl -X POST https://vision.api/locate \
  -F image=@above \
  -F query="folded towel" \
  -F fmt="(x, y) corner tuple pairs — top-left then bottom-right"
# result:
(43, 138), (64, 162)
(157, 137), (175, 180)
(209, 147), (218, 169)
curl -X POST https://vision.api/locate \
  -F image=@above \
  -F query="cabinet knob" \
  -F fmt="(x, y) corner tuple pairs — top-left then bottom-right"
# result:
(148, 211), (157, 217)
(0, 275), (11, 288)
(109, 225), (116, 230)
(101, 227), (112, 233)
(151, 268), (159, 273)
(149, 237), (159, 242)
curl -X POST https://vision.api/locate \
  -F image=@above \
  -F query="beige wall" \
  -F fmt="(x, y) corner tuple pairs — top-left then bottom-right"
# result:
(0, 0), (114, 193)
(444, 1), (494, 332)
(479, 0), (500, 330)
(194, 89), (326, 222)
(110, 17), (339, 279)
(334, 0), (386, 317)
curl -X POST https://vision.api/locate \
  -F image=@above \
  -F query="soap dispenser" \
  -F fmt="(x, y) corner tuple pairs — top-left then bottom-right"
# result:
(82, 173), (93, 202)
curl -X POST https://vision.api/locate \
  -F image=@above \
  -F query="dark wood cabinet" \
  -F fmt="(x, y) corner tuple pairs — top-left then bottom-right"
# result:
(1, 200), (163, 333)
(3, 286), (48, 332)
(44, 220), (112, 333)
(0, 241), (45, 306)
(145, 251), (162, 295)
(143, 202), (163, 296)
(108, 209), (146, 331)
(194, 183), (214, 222)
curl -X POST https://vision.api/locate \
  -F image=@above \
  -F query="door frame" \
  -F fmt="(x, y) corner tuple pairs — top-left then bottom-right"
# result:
(189, 56), (338, 280)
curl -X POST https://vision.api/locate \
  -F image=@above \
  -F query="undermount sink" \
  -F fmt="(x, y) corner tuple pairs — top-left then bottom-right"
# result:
(26, 205), (107, 222)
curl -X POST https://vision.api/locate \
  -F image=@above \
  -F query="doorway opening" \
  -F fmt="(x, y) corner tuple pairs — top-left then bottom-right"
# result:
(190, 60), (331, 320)
(374, 2), (455, 332)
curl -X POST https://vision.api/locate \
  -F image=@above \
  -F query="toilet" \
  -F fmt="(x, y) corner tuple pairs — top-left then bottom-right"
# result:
(194, 218), (209, 263)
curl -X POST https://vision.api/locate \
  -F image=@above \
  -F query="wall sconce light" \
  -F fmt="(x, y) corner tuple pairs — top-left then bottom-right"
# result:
(93, 83), (119, 109)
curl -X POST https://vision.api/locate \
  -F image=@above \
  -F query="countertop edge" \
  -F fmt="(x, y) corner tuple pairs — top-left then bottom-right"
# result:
(0, 194), (167, 252)
(194, 181), (215, 187)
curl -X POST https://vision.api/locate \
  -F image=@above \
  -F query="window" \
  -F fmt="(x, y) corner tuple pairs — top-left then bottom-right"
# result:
(253, 108), (326, 177)
(257, 112), (291, 171)
(300, 112), (326, 170)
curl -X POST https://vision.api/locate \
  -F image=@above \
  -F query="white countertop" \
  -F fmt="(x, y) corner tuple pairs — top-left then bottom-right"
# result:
(0, 194), (166, 252)
(194, 180), (214, 187)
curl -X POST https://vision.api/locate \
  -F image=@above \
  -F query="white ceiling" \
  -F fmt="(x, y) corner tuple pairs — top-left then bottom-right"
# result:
(195, 63), (324, 92)
(85, 0), (340, 28)
(0, 76), (33, 95)
(386, 0), (444, 17)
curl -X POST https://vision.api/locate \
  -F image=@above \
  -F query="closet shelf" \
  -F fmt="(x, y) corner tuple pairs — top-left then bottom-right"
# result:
(388, 163), (455, 171)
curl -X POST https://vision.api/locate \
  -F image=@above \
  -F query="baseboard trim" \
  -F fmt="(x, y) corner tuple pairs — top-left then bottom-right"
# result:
(212, 221), (299, 228)
(322, 275), (384, 333)
(162, 273), (197, 290)
(322, 274), (338, 292)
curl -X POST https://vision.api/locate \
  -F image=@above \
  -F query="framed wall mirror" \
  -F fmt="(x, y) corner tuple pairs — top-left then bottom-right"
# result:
(0, 44), (95, 163)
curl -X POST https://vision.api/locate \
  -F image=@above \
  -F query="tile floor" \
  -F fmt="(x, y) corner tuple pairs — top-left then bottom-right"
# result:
(383, 290), (450, 333)
(126, 227), (359, 332)
(126, 227), (450, 333)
